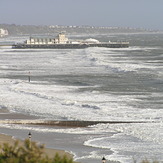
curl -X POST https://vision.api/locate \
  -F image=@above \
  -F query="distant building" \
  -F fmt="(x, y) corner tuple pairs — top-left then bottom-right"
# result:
(26, 33), (69, 45)
(0, 28), (8, 37)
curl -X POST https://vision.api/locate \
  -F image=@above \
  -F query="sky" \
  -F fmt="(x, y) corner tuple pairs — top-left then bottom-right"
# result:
(0, 0), (163, 30)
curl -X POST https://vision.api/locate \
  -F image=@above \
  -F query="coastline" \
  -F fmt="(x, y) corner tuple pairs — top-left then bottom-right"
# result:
(0, 111), (73, 160)
(0, 111), (119, 163)
(0, 111), (148, 127)
(0, 133), (73, 160)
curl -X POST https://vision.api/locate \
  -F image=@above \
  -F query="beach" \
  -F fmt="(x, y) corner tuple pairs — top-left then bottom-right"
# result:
(0, 111), (117, 163)
(0, 133), (72, 160)
(0, 111), (73, 160)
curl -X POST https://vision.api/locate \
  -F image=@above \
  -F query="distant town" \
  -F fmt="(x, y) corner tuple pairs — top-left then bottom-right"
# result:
(0, 24), (161, 37)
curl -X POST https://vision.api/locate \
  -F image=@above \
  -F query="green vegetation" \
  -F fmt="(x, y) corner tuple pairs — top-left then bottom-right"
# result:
(0, 139), (73, 163)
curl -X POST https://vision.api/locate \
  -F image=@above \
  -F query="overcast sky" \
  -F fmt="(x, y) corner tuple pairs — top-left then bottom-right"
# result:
(0, 0), (163, 30)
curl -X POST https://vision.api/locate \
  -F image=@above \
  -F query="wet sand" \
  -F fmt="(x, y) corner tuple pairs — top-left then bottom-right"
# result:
(0, 110), (118, 163)
(0, 111), (73, 159)
(0, 111), (147, 127)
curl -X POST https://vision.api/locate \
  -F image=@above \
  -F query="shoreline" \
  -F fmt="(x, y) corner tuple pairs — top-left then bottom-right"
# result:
(0, 111), (118, 163)
(0, 111), (156, 163)
(0, 112), (73, 160)
(0, 111), (152, 163)
(0, 133), (73, 160)
(0, 112), (149, 128)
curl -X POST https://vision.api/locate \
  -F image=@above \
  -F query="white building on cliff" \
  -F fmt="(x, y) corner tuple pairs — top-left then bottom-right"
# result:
(0, 28), (8, 37)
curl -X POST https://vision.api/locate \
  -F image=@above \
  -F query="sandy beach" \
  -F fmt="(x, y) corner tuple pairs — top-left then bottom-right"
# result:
(0, 133), (72, 159)
(0, 110), (117, 163)
(0, 111), (73, 160)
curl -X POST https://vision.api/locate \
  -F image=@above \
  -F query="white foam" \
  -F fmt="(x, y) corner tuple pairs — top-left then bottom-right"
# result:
(84, 47), (159, 72)
(84, 126), (163, 163)
(0, 78), (163, 122)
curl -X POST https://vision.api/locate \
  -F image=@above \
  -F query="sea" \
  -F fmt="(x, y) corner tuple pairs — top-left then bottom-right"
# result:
(0, 32), (163, 163)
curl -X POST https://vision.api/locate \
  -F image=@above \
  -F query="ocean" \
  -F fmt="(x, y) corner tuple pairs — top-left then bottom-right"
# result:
(0, 33), (163, 163)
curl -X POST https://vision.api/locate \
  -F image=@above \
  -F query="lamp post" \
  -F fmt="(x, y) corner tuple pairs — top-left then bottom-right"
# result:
(102, 157), (106, 163)
(28, 132), (32, 140)
(28, 132), (32, 148)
